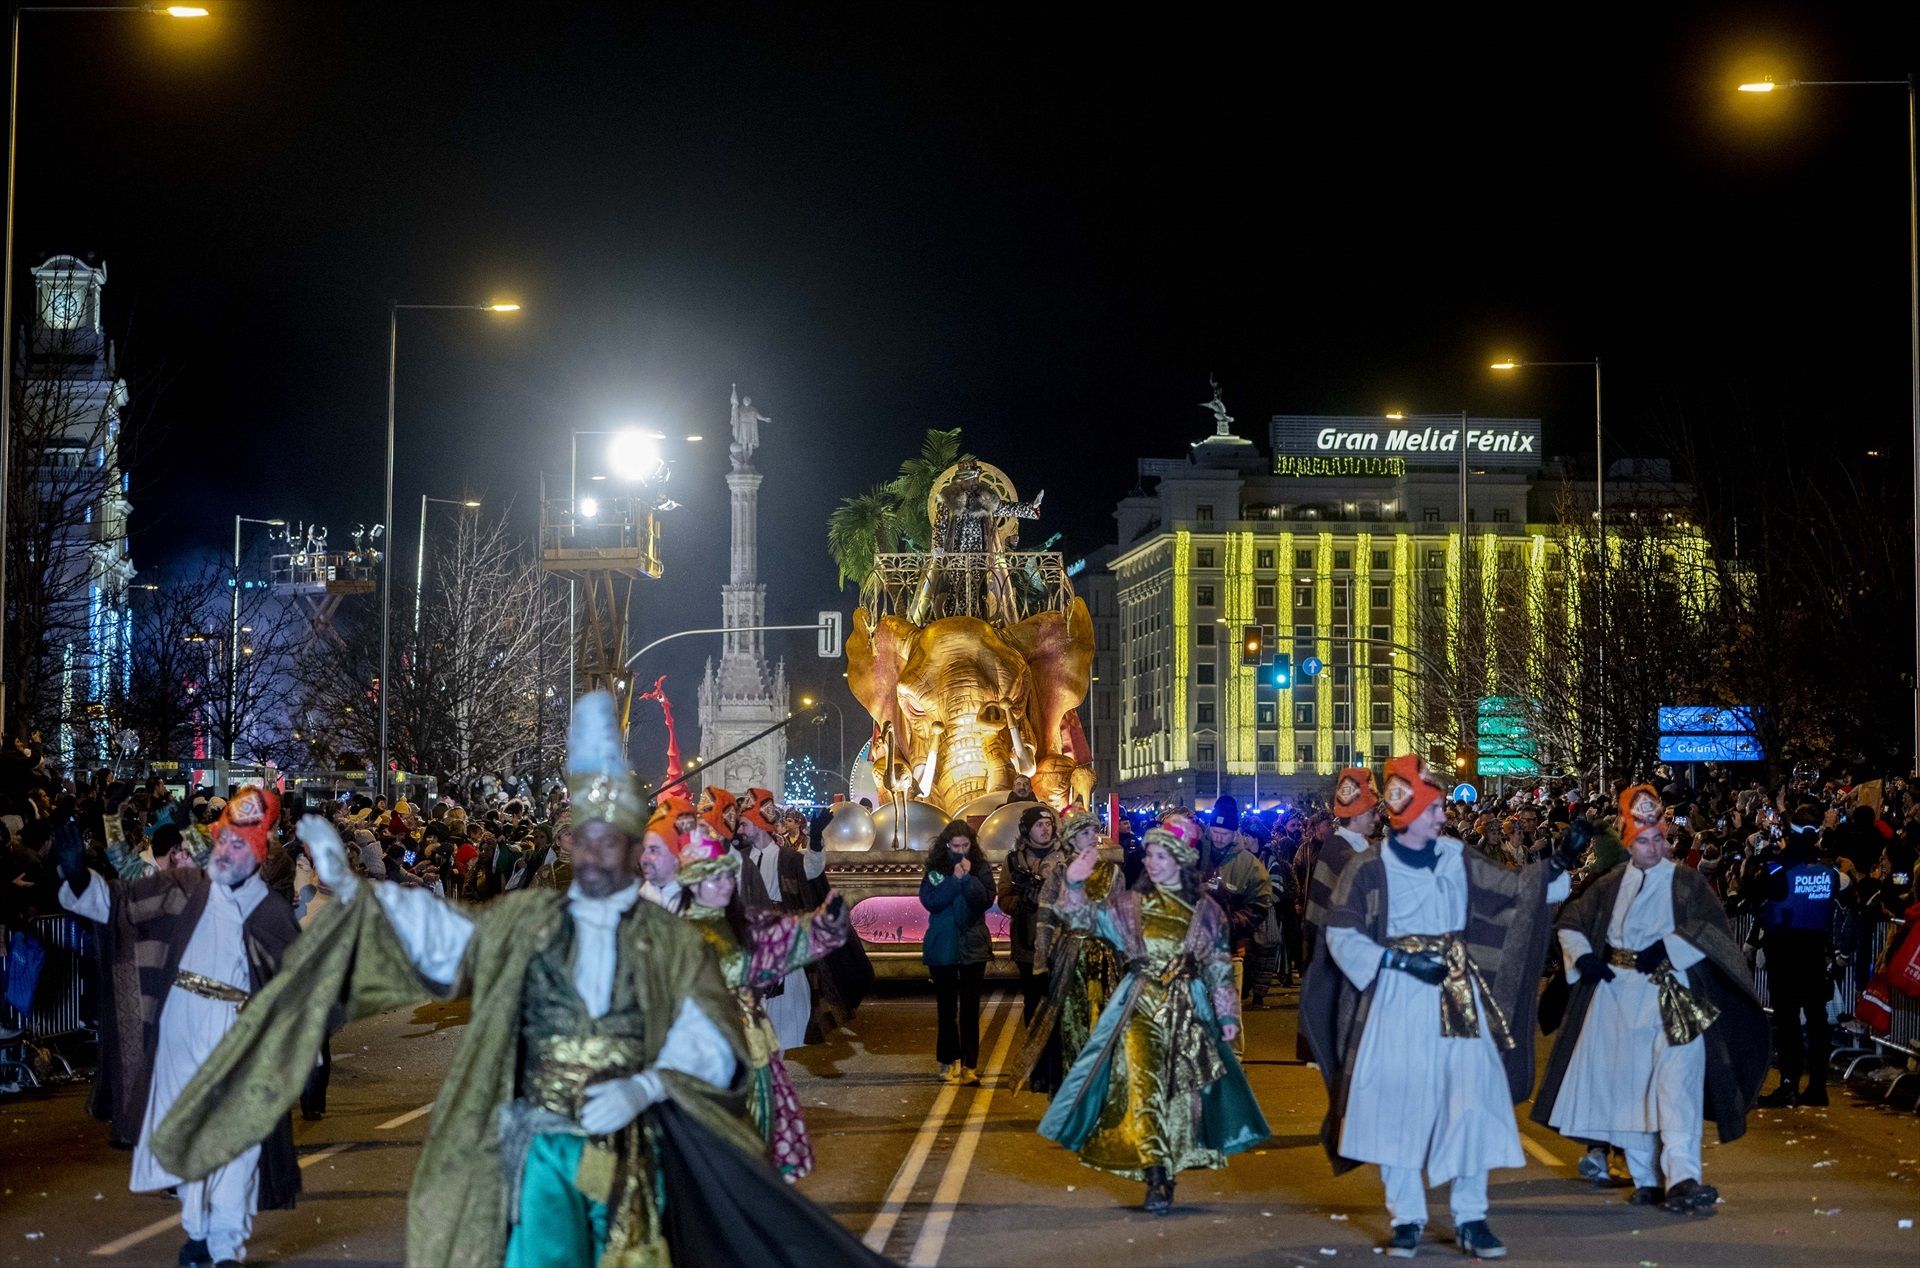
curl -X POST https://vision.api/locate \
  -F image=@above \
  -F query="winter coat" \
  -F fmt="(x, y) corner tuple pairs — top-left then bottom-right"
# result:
(919, 865), (994, 967)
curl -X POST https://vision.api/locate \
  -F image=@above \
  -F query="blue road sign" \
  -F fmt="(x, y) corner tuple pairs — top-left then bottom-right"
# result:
(1300, 656), (1324, 678)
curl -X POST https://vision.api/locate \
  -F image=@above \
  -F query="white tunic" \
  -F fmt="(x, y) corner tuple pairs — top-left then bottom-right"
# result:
(1548, 859), (1707, 1143)
(1325, 838), (1567, 1182)
(61, 873), (269, 1192)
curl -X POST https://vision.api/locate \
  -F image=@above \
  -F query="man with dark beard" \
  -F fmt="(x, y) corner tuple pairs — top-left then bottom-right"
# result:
(57, 786), (299, 1268)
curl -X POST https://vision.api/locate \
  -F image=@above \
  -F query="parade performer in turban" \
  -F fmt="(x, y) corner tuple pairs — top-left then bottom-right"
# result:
(56, 786), (299, 1268)
(1532, 785), (1766, 1214)
(1036, 824), (1269, 1215)
(151, 693), (886, 1268)
(672, 821), (852, 1180)
(1008, 809), (1126, 1095)
(1295, 767), (1382, 1062)
(1301, 754), (1575, 1259)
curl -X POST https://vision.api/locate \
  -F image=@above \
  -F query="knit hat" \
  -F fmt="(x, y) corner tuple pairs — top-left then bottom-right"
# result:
(677, 820), (742, 886)
(1618, 784), (1665, 843)
(1019, 804), (1056, 838)
(1332, 767), (1379, 817)
(1061, 809), (1100, 841)
(211, 785), (280, 861)
(565, 691), (648, 838)
(742, 787), (780, 834)
(1143, 825), (1197, 868)
(1381, 754), (1443, 831)
(1211, 794), (1240, 832)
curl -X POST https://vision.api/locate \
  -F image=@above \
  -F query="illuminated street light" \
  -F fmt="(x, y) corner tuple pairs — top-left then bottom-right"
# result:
(606, 429), (666, 483)
(1737, 78), (1777, 92)
(485, 301), (521, 312)
(415, 495), (483, 633)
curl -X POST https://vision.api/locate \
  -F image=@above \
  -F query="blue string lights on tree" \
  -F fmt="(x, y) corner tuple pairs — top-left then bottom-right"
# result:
(785, 753), (826, 807)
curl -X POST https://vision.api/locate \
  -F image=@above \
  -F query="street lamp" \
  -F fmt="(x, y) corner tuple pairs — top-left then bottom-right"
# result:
(0, 1), (209, 739)
(229, 515), (283, 764)
(1490, 356), (1605, 794)
(800, 693), (847, 780)
(1737, 71), (1920, 774)
(414, 496), (481, 634)
(380, 299), (520, 797)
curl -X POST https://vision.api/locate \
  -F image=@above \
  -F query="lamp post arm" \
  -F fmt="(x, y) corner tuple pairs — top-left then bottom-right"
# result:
(621, 622), (830, 669)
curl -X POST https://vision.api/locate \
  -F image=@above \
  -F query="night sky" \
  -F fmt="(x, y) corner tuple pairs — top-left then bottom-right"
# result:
(13, 3), (1917, 776)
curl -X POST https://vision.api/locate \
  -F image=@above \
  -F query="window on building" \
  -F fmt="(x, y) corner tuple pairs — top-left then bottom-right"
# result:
(1295, 549), (1312, 569)
(1197, 585), (1215, 607)
(1372, 664), (1392, 686)
(1197, 547), (1214, 568)
(1426, 550), (1444, 569)
(1197, 744), (1215, 766)
(1195, 504), (1214, 522)
(1197, 663), (1215, 684)
(1259, 744), (1276, 764)
(1372, 549), (1390, 570)
(1372, 701), (1393, 728)
(1428, 587), (1445, 607)
(1256, 584), (1275, 607)
(1298, 743), (1317, 765)
(1423, 507), (1441, 522)
(1295, 584), (1313, 609)
(1371, 584), (1390, 609)
(1334, 549), (1351, 569)
(1493, 508), (1511, 523)
(1257, 702), (1275, 727)
(1371, 623), (1390, 645)
(1197, 624), (1215, 646)
(1548, 550), (1564, 572)
(1333, 665), (1350, 686)
(1373, 744), (1390, 766)
(1197, 702), (1215, 724)
(1257, 549), (1274, 569)
(1294, 702), (1315, 727)
(1333, 702), (1351, 727)
(1334, 743), (1351, 765)
(1332, 581), (1349, 609)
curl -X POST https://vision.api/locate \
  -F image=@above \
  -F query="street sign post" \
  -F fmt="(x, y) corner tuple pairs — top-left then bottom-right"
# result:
(818, 610), (843, 659)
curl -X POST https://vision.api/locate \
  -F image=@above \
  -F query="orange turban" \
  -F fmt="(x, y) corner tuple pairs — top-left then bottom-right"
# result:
(644, 805), (684, 858)
(1332, 767), (1379, 817)
(700, 786), (739, 838)
(742, 787), (779, 833)
(213, 785), (281, 861)
(1619, 784), (1666, 842)
(1380, 754), (1443, 831)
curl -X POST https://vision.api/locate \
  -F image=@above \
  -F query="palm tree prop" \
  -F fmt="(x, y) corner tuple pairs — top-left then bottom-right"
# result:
(826, 427), (965, 587)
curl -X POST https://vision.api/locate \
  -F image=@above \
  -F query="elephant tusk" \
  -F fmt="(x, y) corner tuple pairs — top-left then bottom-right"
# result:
(915, 723), (944, 799)
(1006, 717), (1037, 777)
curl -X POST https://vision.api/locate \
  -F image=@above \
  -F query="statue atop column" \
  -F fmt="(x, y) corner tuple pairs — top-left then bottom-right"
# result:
(729, 383), (771, 471)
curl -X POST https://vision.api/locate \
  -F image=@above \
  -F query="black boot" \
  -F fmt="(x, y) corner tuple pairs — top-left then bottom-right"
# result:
(1455, 1219), (1506, 1258)
(1662, 1178), (1720, 1214)
(1142, 1165), (1174, 1216)
(1800, 1082), (1829, 1107)
(1386, 1222), (1424, 1258)
(1756, 1080), (1799, 1108)
(178, 1238), (211, 1266)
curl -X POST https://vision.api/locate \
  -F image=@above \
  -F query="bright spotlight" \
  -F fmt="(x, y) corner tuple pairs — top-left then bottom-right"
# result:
(578, 496), (600, 520)
(607, 429), (666, 482)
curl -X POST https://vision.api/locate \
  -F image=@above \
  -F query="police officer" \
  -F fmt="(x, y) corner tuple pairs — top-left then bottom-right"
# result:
(1755, 804), (1845, 1108)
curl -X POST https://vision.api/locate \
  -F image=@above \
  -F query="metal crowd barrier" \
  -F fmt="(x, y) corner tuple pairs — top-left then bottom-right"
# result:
(1722, 910), (1919, 1062)
(1, 915), (95, 1089)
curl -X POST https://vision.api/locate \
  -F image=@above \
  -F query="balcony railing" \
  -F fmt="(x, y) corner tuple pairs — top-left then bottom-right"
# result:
(860, 550), (1076, 626)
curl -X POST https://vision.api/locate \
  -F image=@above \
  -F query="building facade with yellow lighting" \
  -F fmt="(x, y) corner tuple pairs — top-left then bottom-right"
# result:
(1104, 412), (1697, 809)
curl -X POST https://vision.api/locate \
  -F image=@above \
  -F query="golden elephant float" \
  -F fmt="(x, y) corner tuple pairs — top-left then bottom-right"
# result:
(846, 597), (1097, 816)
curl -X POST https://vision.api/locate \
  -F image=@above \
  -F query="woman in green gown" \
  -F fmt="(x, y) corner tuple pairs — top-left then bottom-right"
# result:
(1009, 810), (1127, 1094)
(1037, 825), (1270, 1214)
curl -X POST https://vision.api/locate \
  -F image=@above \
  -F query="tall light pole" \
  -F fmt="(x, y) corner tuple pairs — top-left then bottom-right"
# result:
(1, 3), (209, 739)
(1490, 357), (1605, 794)
(800, 693), (846, 781)
(228, 514), (283, 764)
(1738, 72), (1920, 774)
(380, 300), (519, 797)
(414, 495), (481, 634)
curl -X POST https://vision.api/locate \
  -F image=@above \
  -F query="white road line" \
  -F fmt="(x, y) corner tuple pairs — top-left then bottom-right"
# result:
(88, 1139), (365, 1257)
(376, 1101), (435, 1130)
(905, 995), (1023, 1268)
(89, 1213), (182, 1258)
(861, 994), (1008, 1254)
(1520, 1132), (1568, 1169)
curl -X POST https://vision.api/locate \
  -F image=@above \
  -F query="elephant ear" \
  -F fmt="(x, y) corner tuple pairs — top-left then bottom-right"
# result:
(1001, 597), (1094, 759)
(846, 608), (916, 746)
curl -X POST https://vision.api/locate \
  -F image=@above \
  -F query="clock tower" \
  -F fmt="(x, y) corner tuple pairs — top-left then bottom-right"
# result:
(32, 254), (105, 334)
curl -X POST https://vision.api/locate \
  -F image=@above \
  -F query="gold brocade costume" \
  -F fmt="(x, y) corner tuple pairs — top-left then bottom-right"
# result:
(1077, 890), (1229, 1178)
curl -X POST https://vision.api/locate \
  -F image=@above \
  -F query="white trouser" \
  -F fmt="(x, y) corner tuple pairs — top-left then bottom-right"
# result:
(178, 1141), (260, 1262)
(1620, 1127), (1702, 1189)
(1380, 1165), (1487, 1227)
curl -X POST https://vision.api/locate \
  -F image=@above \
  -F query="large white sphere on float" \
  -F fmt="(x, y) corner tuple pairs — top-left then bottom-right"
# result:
(822, 802), (878, 851)
(871, 799), (948, 851)
(978, 799), (1047, 861)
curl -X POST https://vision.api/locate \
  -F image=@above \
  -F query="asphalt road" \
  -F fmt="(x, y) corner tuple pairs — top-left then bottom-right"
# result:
(5, 982), (1920, 1266)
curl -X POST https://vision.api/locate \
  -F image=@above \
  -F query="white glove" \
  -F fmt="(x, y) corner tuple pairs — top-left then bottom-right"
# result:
(297, 815), (360, 905)
(579, 1072), (662, 1135)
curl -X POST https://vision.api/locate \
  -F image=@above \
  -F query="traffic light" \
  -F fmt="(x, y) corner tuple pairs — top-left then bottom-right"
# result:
(1268, 653), (1292, 689)
(1241, 625), (1262, 666)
